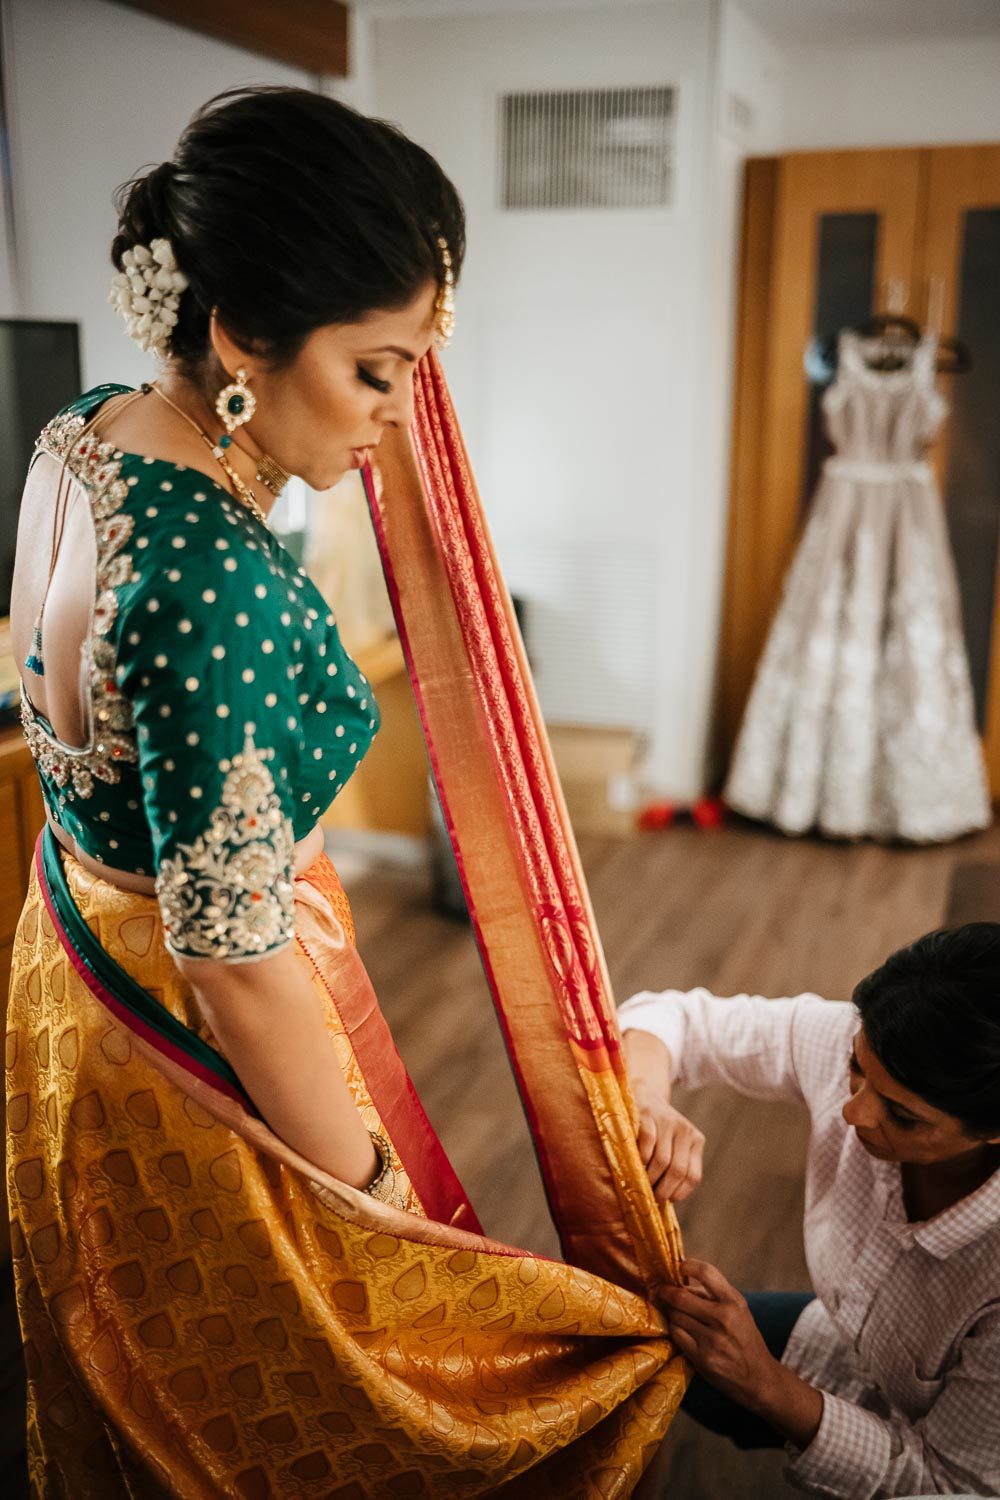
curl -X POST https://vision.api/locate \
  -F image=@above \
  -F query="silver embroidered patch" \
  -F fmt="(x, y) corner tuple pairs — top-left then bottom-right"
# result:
(156, 739), (295, 961)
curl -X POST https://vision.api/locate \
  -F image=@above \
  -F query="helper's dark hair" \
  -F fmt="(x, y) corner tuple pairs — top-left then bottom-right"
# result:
(852, 923), (1000, 1137)
(111, 86), (465, 373)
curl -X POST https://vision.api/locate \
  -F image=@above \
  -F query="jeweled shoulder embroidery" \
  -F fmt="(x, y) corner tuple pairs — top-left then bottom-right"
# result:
(156, 740), (296, 961)
(23, 416), (137, 798)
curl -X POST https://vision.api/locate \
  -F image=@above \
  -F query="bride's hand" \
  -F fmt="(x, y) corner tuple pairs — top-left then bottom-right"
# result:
(623, 1030), (705, 1203)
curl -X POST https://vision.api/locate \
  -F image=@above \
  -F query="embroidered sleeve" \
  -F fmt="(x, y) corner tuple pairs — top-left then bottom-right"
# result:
(155, 739), (295, 961)
(116, 529), (303, 964)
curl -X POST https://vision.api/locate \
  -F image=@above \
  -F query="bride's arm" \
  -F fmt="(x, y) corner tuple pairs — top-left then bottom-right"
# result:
(177, 945), (378, 1189)
(114, 526), (384, 1191)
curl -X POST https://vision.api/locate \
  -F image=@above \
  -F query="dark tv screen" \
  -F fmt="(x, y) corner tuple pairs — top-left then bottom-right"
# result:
(0, 319), (82, 617)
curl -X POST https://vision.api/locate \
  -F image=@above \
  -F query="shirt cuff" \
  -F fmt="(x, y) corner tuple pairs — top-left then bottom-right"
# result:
(787, 1391), (891, 1500)
(616, 990), (687, 1079)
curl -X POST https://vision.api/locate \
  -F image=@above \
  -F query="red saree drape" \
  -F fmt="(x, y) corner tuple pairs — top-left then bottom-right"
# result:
(367, 352), (684, 1301)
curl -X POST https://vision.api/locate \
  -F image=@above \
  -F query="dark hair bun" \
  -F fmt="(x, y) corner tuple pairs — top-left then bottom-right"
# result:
(109, 87), (465, 371)
(111, 161), (179, 270)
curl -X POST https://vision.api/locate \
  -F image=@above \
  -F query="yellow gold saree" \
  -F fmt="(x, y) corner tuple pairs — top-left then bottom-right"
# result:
(7, 355), (687, 1496)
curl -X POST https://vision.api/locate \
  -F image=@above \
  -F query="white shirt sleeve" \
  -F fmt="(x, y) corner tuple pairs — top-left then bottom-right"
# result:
(617, 987), (856, 1107)
(789, 1306), (1000, 1497)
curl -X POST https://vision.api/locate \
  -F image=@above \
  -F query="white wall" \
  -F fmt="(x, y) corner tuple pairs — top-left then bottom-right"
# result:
(368, 0), (793, 797)
(0, 0), (15, 314)
(364, 3), (1000, 797)
(2, 0), (310, 387)
(371, 2), (736, 795)
(695, 0), (784, 785)
(781, 32), (1000, 151)
(717, 0), (784, 154)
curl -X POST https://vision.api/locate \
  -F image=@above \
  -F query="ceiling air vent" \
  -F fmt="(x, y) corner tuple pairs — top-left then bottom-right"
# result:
(500, 86), (675, 211)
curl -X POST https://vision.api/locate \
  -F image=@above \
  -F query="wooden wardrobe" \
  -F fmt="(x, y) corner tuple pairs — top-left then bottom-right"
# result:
(718, 143), (1000, 794)
(0, 725), (45, 1261)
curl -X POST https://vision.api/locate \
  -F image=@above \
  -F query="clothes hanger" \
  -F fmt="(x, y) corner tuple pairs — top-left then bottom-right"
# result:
(853, 313), (921, 372)
(817, 314), (971, 377)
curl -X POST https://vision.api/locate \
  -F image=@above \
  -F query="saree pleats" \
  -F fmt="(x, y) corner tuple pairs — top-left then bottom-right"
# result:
(368, 354), (683, 1301)
(7, 839), (684, 1497)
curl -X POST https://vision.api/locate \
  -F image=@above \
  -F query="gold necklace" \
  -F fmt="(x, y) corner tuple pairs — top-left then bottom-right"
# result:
(145, 382), (269, 526)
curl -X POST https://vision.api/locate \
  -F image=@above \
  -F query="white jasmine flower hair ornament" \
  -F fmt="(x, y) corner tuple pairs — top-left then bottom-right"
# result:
(109, 238), (188, 355)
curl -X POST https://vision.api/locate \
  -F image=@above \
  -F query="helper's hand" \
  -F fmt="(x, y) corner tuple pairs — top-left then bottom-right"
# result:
(661, 1260), (776, 1405)
(623, 1030), (705, 1202)
(661, 1260), (825, 1448)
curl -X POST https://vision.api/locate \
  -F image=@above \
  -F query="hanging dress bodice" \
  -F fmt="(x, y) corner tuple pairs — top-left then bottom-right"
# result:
(823, 331), (946, 473)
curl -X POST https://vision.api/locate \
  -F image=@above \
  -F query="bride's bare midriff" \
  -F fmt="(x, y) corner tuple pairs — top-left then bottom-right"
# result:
(47, 816), (326, 897)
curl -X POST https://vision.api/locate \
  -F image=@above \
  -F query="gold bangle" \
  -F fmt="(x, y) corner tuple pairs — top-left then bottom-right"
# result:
(365, 1130), (400, 1205)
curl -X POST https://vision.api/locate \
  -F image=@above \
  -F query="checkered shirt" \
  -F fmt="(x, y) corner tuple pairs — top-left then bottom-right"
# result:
(618, 988), (1000, 1498)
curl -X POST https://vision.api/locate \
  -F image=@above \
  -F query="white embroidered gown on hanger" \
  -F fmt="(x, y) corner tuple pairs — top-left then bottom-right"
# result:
(725, 332), (991, 842)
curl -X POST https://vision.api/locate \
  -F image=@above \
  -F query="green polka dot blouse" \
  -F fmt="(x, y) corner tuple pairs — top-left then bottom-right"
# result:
(21, 387), (381, 962)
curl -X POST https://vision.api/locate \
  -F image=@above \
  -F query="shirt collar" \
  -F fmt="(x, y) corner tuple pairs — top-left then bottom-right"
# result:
(879, 1157), (1000, 1258)
(913, 1164), (1000, 1257)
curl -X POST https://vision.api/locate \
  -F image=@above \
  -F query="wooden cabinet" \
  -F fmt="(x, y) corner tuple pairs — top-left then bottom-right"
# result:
(320, 636), (431, 841)
(0, 726), (44, 1001)
(720, 144), (1000, 791)
(0, 724), (44, 1263)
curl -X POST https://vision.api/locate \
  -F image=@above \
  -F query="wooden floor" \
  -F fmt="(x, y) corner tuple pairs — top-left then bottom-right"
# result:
(348, 814), (1000, 1500)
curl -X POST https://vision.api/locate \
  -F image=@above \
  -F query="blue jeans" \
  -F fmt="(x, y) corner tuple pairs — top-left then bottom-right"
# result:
(681, 1290), (816, 1449)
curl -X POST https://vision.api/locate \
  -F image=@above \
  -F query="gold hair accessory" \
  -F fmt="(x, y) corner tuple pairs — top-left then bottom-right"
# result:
(434, 235), (456, 349)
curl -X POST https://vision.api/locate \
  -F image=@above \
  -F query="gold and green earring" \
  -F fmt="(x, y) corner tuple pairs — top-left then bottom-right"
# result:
(214, 367), (255, 457)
